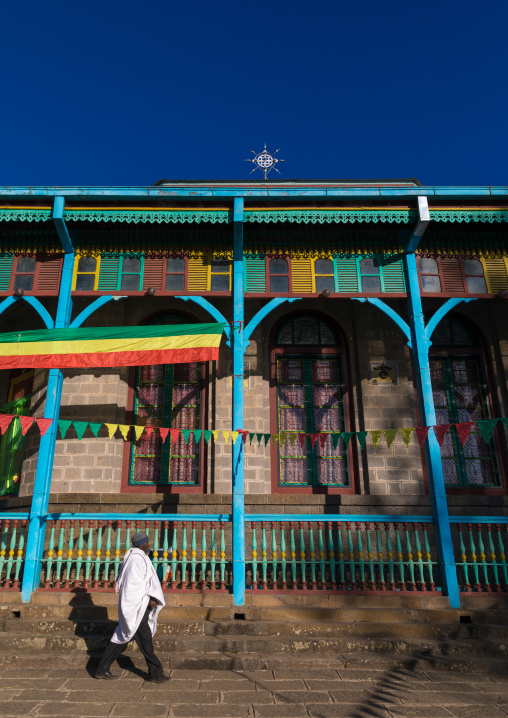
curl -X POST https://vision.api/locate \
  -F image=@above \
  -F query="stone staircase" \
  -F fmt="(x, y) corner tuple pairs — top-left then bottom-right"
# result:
(1, 591), (508, 674)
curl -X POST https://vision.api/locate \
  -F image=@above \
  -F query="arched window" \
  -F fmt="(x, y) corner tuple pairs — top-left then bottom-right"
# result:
(129, 314), (205, 489)
(272, 314), (350, 490)
(430, 315), (501, 487)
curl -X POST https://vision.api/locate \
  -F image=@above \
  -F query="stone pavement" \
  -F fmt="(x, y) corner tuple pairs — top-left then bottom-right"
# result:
(0, 652), (507, 718)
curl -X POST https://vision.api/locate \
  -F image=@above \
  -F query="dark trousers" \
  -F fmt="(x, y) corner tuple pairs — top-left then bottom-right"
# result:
(96, 605), (163, 678)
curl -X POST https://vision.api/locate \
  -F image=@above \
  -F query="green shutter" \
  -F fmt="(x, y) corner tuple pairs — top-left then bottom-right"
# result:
(380, 258), (405, 293)
(334, 257), (360, 293)
(0, 255), (14, 291)
(244, 256), (266, 292)
(97, 256), (121, 290)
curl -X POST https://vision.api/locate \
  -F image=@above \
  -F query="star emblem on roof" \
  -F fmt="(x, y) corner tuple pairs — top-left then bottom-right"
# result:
(245, 144), (285, 179)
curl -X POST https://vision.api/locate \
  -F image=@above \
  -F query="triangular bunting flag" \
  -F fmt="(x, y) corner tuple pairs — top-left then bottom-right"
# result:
(289, 434), (297, 448)
(298, 433), (306, 449)
(433, 424), (450, 446)
(370, 430), (383, 449)
(73, 421), (88, 440)
(222, 431), (230, 444)
(356, 432), (367, 450)
(249, 432), (255, 445)
(310, 433), (319, 448)
(384, 429), (398, 449)
(415, 426), (430, 447)
(454, 422), (474, 446)
(501, 418), (508, 430)
(89, 422), (102, 439)
(272, 434), (279, 445)
(212, 430), (219, 443)
(331, 433), (341, 450)
(231, 431), (239, 444)
(170, 429), (180, 443)
(319, 433), (328, 449)
(279, 432), (288, 446)
(159, 428), (170, 443)
(182, 429), (191, 444)
(264, 434), (271, 446)
(133, 425), (145, 442)
(401, 428), (415, 448)
(342, 432), (353, 449)
(242, 430), (249, 445)
(204, 430), (212, 444)
(105, 423), (118, 439)
(0, 415), (14, 434)
(256, 433), (263, 445)
(59, 420), (73, 439)
(19, 416), (34, 436)
(36, 418), (52, 437)
(476, 419), (498, 444)
(118, 424), (131, 441)
(194, 430), (202, 444)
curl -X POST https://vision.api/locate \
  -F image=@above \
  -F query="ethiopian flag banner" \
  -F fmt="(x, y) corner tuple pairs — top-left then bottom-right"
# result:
(0, 322), (226, 369)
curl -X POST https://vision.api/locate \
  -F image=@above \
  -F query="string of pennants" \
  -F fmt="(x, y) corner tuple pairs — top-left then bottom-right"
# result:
(1, 414), (507, 449)
(0, 414), (508, 449)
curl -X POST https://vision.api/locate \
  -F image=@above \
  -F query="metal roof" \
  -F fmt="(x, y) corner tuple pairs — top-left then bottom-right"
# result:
(153, 178), (422, 187)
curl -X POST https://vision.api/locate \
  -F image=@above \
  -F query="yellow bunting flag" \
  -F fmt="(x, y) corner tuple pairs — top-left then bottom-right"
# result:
(212, 430), (219, 443)
(118, 425), (131, 441)
(384, 429), (398, 449)
(133, 425), (145, 442)
(222, 431), (230, 443)
(289, 434), (297, 447)
(279, 432), (287, 446)
(231, 431), (239, 444)
(401, 427), (415, 448)
(370, 430), (383, 449)
(272, 434), (279, 445)
(105, 423), (118, 439)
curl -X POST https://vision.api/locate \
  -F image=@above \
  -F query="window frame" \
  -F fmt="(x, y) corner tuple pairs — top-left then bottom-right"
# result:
(417, 255), (491, 297)
(72, 254), (101, 292)
(269, 311), (357, 495)
(164, 256), (188, 293)
(5, 254), (63, 296)
(266, 256), (291, 295)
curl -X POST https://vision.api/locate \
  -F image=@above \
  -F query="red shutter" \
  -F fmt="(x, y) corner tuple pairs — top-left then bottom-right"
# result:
(142, 257), (164, 291)
(441, 258), (465, 293)
(36, 254), (63, 292)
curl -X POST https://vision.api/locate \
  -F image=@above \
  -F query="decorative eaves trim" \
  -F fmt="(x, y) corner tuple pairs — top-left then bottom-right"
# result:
(64, 210), (230, 223)
(244, 210), (417, 224)
(429, 210), (508, 223)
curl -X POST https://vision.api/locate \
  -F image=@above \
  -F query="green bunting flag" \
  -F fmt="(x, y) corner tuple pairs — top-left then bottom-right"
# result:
(502, 418), (508, 430)
(476, 419), (498, 444)
(88, 422), (102, 439)
(181, 429), (191, 444)
(331, 433), (341, 450)
(341, 432), (353, 449)
(357, 431), (368, 450)
(256, 433), (263, 445)
(264, 434), (271, 446)
(204, 430), (212, 444)
(249, 432), (255, 445)
(58, 420), (72, 439)
(193, 430), (202, 444)
(73, 421), (88, 440)
(370, 430), (383, 449)
(384, 429), (398, 449)
(400, 427), (415, 448)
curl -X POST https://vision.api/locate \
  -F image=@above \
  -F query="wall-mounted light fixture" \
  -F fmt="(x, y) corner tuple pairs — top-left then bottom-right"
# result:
(14, 287), (24, 297)
(321, 288), (331, 299)
(146, 287), (156, 296)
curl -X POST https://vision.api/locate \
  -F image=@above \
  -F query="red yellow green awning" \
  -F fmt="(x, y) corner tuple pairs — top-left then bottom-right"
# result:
(0, 323), (226, 369)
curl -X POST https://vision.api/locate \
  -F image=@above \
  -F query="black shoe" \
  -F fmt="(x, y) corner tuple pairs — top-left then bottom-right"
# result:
(94, 671), (119, 680)
(147, 674), (170, 683)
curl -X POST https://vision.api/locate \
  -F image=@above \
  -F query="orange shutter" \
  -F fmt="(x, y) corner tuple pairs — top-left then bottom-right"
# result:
(441, 258), (465, 293)
(36, 255), (63, 292)
(142, 257), (164, 291)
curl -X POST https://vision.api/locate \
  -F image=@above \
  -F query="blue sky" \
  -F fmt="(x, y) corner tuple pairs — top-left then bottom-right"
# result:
(1, 0), (507, 187)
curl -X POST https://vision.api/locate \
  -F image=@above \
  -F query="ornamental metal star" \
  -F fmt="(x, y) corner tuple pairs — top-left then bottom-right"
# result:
(245, 143), (285, 179)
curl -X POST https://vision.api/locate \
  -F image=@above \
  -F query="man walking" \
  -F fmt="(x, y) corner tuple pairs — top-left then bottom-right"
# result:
(94, 532), (169, 682)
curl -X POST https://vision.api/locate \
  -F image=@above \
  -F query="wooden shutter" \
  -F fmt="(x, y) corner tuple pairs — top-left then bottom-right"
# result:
(481, 258), (508, 293)
(36, 254), (63, 292)
(97, 256), (121, 290)
(244, 256), (266, 292)
(334, 257), (360, 293)
(142, 257), (164, 291)
(0, 255), (14, 291)
(187, 254), (209, 291)
(291, 258), (313, 293)
(441, 257), (465, 293)
(380, 258), (405, 293)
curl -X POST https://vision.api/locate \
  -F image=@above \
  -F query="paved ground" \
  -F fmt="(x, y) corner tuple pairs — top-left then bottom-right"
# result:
(0, 652), (507, 718)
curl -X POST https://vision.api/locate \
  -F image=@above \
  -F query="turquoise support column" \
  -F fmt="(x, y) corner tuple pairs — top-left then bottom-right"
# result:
(232, 197), (245, 605)
(21, 197), (74, 602)
(403, 252), (460, 607)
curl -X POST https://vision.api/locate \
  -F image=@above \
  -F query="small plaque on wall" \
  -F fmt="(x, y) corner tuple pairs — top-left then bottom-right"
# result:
(370, 361), (398, 385)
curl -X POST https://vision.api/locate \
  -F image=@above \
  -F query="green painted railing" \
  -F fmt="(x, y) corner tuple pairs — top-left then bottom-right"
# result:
(451, 520), (508, 593)
(0, 516), (28, 589)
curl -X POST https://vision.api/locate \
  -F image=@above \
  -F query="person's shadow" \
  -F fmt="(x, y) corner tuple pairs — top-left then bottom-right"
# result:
(67, 590), (146, 678)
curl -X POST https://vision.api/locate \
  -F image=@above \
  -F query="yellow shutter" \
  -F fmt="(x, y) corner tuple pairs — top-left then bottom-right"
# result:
(481, 258), (508, 293)
(187, 254), (209, 291)
(291, 258), (313, 293)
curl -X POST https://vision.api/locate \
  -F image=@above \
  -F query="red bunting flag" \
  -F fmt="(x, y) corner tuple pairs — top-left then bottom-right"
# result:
(170, 428), (180, 443)
(144, 426), (154, 437)
(415, 426), (430, 448)
(159, 428), (170, 443)
(298, 433), (306, 449)
(433, 424), (450, 446)
(455, 422), (474, 446)
(0, 415), (14, 434)
(319, 433), (328, 449)
(19, 416), (34, 436)
(36, 418), (53, 437)
(310, 433), (320, 448)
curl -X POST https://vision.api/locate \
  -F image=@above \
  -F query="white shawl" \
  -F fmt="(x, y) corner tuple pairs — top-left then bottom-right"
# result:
(111, 547), (166, 644)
